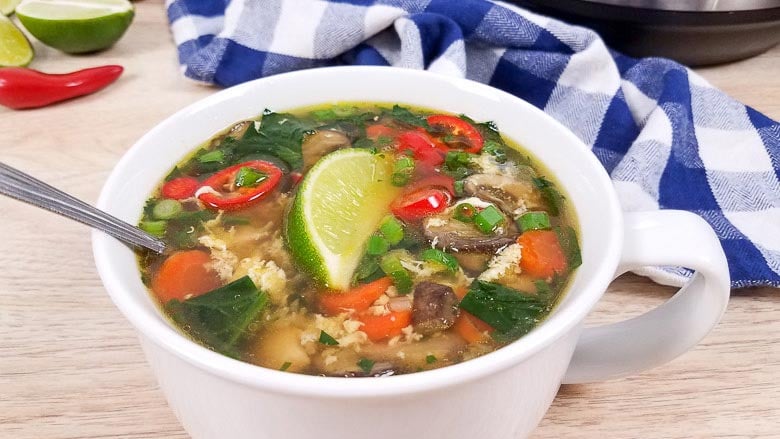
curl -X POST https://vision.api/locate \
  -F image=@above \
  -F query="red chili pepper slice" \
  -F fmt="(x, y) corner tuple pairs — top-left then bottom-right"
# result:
(197, 160), (282, 211)
(426, 114), (484, 154)
(390, 188), (451, 222)
(0, 65), (124, 110)
(396, 131), (445, 166)
(161, 177), (200, 200)
(404, 174), (455, 197)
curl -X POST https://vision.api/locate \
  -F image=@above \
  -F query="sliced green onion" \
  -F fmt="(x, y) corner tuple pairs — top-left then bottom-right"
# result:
(366, 234), (389, 256)
(197, 150), (224, 163)
(223, 215), (251, 226)
(379, 216), (404, 245)
(420, 248), (459, 273)
(357, 358), (375, 374)
(453, 203), (476, 223)
(279, 361), (292, 371)
(319, 330), (339, 346)
(517, 211), (551, 232)
(474, 205), (505, 234)
(140, 220), (167, 237)
(426, 354), (437, 364)
(379, 253), (413, 294)
(234, 166), (268, 188)
(152, 199), (182, 220)
(391, 156), (415, 187)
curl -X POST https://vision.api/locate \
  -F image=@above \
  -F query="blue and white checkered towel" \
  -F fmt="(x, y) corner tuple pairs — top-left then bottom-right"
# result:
(166, 0), (780, 289)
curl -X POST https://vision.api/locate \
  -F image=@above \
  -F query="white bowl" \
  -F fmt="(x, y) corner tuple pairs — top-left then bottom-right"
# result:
(93, 66), (729, 439)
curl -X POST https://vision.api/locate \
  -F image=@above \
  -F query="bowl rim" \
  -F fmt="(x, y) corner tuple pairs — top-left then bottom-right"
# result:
(93, 66), (623, 398)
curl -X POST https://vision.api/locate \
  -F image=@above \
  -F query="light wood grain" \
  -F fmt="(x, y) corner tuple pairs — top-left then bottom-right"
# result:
(1, 2), (778, 438)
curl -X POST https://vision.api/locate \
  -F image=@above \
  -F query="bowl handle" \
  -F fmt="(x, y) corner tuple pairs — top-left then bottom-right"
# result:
(562, 210), (730, 384)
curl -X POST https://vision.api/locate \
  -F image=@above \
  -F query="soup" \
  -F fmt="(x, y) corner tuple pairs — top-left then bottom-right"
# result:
(137, 103), (581, 376)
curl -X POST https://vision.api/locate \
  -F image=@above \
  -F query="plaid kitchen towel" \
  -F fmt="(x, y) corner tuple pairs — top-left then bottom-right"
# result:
(166, 0), (780, 289)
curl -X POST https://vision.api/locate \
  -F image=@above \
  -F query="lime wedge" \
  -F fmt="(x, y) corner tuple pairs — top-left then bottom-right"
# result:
(285, 149), (402, 291)
(16, 0), (133, 54)
(1, 0), (21, 15)
(0, 14), (33, 66)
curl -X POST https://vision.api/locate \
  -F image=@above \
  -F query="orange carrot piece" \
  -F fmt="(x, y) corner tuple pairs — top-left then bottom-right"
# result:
(151, 250), (222, 303)
(357, 309), (413, 341)
(319, 277), (393, 316)
(517, 230), (567, 279)
(452, 310), (493, 344)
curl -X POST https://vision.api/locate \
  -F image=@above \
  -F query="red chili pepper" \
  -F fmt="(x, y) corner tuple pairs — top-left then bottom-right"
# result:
(426, 114), (484, 154)
(0, 65), (124, 110)
(161, 177), (200, 200)
(404, 174), (456, 197)
(197, 160), (283, 211)
(396, 130), (445, 166)
(390, 188), (451, 222)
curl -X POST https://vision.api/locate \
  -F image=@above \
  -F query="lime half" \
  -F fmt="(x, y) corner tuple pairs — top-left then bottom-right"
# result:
(0, 14), (32, 66)
(1, 0), (21, 15)
(16, 0), (133, 53)
(285, 149), (402, 291)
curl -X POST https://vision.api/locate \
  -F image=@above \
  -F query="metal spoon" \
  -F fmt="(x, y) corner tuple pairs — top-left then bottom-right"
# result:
(0, 162), (166, 254)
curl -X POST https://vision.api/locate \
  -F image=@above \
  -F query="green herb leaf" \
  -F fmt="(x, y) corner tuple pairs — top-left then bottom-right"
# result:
(555, 226), (582, 270)
(357, 358), (375, 374)
(384, 105), (429, 128)
(459, 281), (548, 341)
(532, 177), (564, 216)
(234, 111), (314, 170)
(420, 248), (459, 273)
(426, 354), (437, 364)
(482, 140), (507, 163)
(234, 166), (268, 188)
(280, 361), (292, 371)
(319, 330), (339, 346)
(166, 276), (268, 357)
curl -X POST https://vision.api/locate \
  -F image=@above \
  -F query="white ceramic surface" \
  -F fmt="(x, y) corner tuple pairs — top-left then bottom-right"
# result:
(93, 66), (730, 439)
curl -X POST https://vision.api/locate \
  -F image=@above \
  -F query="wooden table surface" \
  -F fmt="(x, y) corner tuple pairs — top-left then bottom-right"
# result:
(1, 2), (778, 438)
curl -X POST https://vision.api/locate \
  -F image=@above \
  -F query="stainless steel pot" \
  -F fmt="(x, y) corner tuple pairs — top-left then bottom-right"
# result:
(511, 0), (780, 65)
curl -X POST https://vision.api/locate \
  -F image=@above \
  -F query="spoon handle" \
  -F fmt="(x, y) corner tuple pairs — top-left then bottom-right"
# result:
(0, 162), (166, 254)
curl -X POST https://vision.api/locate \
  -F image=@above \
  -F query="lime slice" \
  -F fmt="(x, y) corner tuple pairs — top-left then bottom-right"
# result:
(16, 0), (133, 54)
(0, 14), (33, 66)
(1, 0), (21, 15)
(285, 149), (402, 291)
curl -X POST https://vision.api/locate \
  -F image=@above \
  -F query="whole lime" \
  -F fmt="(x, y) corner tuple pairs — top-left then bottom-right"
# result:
(16, 0), (134, 54)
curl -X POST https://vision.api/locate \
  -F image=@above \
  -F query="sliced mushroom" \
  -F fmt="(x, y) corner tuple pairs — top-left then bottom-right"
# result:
(210, 120), (253, 148)
(422, 202), (516, 252)
(412, 282), (459, 335)
(302, 130), (351, 171)
(463, 173), (546, 216)
(453, 252), (491, 275)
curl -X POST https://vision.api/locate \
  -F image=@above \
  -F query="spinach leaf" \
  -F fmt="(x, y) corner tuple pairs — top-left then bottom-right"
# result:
(555, 225), (582, 270)
(532, 176), (564, 216)
(235, 111), (314, 170)
(166, 276), (268, 357)
(459, 281), (549, 341)
(383, 105), (429, 128)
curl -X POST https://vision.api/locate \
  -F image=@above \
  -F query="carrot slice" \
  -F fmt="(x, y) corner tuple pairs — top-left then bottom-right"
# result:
(319, 277), (393, 316)
(517, 230), (567, 279)
(151, 250), (222, 302)
(452, 310), (493, 344)
(357, 309), (413, 341)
